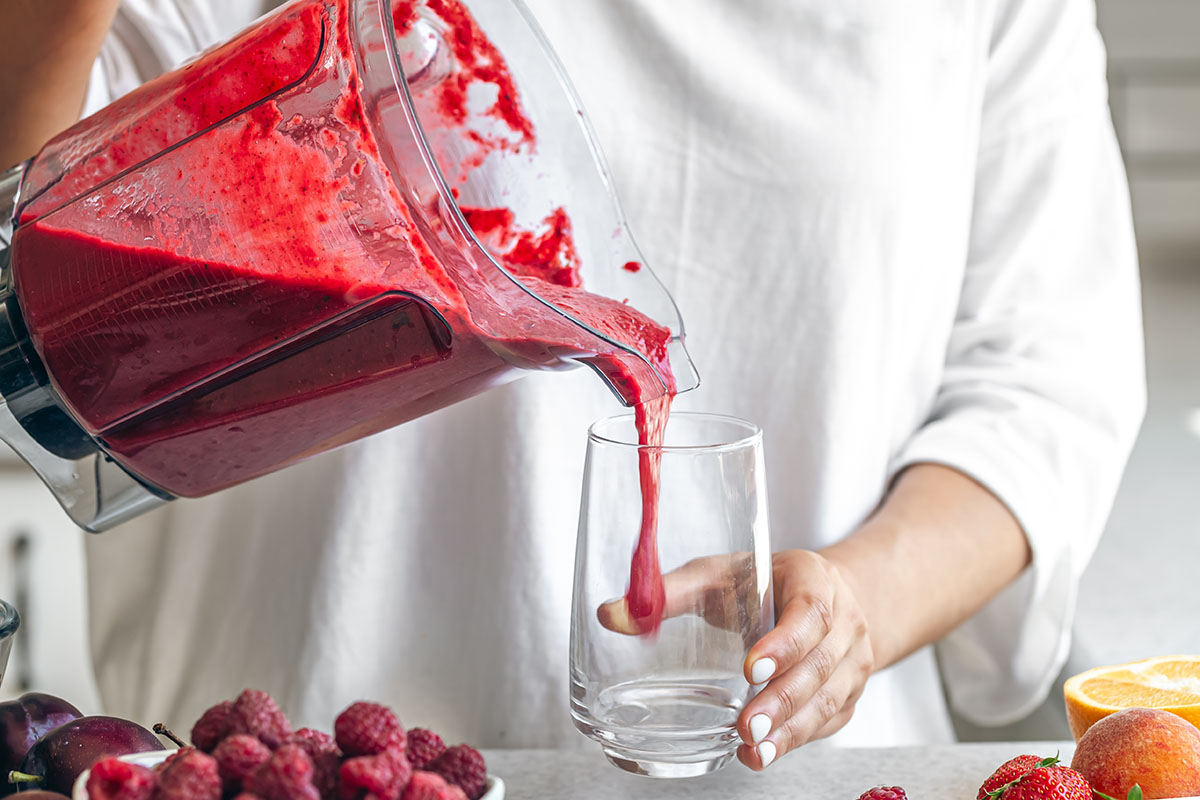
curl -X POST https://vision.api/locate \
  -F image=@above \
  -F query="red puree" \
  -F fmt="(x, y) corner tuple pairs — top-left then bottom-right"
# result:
(13, 0), (673, 634)
(461, 206), (581, 287)
(395, 0), (535, 148)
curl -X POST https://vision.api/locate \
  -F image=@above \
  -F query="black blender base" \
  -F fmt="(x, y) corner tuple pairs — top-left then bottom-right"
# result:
(0, 284), (98, 460)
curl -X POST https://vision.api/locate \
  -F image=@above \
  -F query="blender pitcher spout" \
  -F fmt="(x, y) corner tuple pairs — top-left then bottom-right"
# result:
(667, 336), (701, 397)
(578, 268), (701, 407)
(614, 247), (702, 401)
(582, 331), (700, 408)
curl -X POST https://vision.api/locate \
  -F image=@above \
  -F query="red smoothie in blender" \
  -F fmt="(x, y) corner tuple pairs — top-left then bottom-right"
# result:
(12, 0), (673, 633)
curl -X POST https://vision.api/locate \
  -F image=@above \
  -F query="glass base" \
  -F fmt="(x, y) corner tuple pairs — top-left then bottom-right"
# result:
(602, 748), (736, 778)
(571, 673), (745, 779)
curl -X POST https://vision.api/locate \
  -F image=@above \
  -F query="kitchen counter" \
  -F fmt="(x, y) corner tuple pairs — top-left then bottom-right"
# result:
(484, 742), (1075, 799)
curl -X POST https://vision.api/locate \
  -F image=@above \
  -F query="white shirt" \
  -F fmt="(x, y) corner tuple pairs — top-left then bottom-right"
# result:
(82, 0), (1145, 748)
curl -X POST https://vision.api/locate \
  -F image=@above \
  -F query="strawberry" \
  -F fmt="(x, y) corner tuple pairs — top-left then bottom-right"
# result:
(979, 755), (1055, 799)
(985, 764), (1092, 800)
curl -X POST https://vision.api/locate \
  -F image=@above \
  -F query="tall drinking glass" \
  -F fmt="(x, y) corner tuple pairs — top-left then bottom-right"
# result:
(570, 412), (773, 777)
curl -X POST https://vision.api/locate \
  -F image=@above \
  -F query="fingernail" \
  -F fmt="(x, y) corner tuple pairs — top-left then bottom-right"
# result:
(749, 713), (772, 744)
(757, 740), (776, 769)
(750, 657), (776, 684)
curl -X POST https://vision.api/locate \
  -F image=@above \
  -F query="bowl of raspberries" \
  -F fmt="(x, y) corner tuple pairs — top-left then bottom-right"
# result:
(74, 690), (501, 800)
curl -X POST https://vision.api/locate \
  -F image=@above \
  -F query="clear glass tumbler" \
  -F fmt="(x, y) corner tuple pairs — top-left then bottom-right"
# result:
(570, 412), (773, 777)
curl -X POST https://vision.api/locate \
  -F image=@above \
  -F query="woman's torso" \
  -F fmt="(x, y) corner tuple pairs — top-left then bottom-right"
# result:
(83, 0), (986, 747)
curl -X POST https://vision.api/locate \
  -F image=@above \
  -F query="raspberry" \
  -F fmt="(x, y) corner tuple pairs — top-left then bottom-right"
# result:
(154, 747), (194, 777)
(338, 749), (413, 800)
(247, 744), (320, 800)
(288, 729), (339, 756)
(156, 748), (222, 800)
(287, 729), (341, 799)
(335, 703), (406, 757)
(402, 772), (466, 800)
(191, 701), (234, 752)
(86, 758), (156, 800)
(856, 789), (907, 800)
(231, 795), (264, 800)
(230, 690), (293, 749)
(978, 755), (1051, 799)
(213, 734), (273, 791)
(428, 746), (485, 800)
(404, 730), (445, 771)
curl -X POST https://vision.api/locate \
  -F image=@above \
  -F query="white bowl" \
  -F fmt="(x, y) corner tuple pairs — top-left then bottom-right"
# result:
(73, 749), (504, 800)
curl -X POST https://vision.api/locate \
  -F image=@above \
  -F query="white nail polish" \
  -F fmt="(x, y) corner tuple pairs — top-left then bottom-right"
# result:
(749, 713), (772, 744)
(757, 740), (777, 769)
(750, 657), (776, 684)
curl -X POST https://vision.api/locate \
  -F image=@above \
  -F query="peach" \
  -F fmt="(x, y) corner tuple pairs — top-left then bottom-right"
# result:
(1071, 707), (1200, 799)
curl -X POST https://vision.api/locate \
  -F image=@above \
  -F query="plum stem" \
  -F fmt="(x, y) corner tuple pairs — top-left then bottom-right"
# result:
(8, 771), (43, 787)
(153, 723), (187, 748)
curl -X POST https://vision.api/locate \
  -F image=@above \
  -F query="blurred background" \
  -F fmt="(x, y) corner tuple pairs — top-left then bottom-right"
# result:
(0, 0), (1198, 740)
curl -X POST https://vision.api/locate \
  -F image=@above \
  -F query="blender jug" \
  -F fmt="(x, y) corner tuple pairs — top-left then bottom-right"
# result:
(0, 0), (698, 531)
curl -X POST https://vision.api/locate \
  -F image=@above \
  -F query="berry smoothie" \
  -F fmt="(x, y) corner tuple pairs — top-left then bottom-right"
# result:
(12, 0), (672, 633)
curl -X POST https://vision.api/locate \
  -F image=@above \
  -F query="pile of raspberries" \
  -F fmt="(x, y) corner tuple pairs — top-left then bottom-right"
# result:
(86, 690), (487, 800)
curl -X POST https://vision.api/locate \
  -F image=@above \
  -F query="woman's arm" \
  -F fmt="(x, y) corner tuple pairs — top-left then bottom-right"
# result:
(0, 0), (120, 167)
(823, 464), (1031, 671)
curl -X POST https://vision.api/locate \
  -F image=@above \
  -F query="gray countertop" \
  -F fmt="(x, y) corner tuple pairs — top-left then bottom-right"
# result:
(483, 741), (1076, 799)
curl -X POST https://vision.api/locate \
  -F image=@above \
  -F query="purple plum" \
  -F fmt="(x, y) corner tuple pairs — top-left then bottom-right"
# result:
(0, 694), (81, 797)
(10, 717), (161, 795)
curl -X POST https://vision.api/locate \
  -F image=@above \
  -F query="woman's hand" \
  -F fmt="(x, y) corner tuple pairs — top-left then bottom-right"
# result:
(734, 549), (874, 769)
(597, 548), (876, 769)
(598, 464), (1029, 770)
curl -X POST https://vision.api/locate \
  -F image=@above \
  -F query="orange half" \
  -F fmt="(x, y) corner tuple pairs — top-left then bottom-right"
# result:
(1064, 655), (1200, 740)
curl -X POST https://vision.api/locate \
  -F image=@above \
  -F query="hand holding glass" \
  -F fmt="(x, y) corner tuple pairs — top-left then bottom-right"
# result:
(570, 413), (773, 777)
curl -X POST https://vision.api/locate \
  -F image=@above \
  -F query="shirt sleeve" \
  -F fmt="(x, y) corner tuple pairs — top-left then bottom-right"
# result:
(888, 0), (1146, 726)
(80, 6), (201, 117)
(80, 20), (157, 116)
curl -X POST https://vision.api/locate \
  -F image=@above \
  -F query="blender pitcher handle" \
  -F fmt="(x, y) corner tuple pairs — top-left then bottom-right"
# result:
(0, 161), (173, 533)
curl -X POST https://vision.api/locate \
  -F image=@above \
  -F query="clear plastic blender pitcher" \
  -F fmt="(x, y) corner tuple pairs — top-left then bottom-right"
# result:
(0, 0), (697, 531)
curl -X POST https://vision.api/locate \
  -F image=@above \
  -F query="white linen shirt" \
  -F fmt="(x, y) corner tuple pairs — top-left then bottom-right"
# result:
(81, 0), (1145, 747)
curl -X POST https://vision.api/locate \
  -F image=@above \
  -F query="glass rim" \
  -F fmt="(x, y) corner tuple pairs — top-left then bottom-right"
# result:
(587, 411), (762, 453)
(0, 600), (18, 640)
